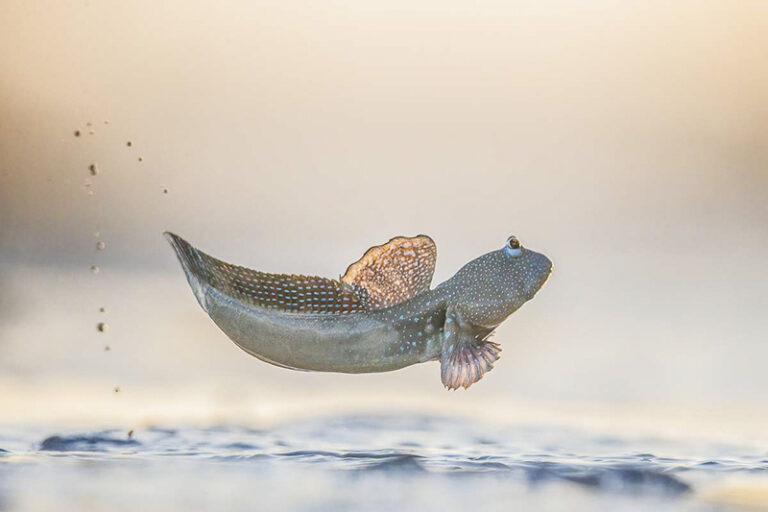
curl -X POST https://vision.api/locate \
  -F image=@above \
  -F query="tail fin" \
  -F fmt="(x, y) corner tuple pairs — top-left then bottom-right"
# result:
(164, 231), (211, 311)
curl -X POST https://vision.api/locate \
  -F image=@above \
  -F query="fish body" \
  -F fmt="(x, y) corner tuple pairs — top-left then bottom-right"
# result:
(166, 232), (551, 389)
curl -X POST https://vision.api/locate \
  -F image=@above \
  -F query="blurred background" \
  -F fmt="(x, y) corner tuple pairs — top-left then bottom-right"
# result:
(1, 0), (766, 439)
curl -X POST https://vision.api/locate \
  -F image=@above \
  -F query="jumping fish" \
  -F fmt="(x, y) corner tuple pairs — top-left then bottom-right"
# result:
(165, 232), (552, 390)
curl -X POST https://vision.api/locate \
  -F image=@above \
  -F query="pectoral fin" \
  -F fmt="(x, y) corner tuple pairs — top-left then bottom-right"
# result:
(440, 309), (501, 390)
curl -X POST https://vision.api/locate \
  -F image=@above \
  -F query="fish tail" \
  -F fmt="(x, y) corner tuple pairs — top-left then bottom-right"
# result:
(165, 232), (364, 315)
(164, 231), (211, 311)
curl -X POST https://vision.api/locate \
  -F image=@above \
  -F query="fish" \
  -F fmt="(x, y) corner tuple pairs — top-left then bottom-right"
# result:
(165, 232), (552, 390)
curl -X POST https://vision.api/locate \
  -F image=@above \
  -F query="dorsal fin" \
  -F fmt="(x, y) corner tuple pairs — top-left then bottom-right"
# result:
(165, 232), (363, 315)
(341, 235), (437, 310)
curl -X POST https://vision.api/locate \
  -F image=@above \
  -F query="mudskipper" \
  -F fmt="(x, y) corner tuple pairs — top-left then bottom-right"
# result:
(166, 233), (552, 389)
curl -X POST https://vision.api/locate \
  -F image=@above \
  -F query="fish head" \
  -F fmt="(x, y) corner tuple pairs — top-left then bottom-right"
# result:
(500, 235), (553, 302)
(448, 236), (552, 327)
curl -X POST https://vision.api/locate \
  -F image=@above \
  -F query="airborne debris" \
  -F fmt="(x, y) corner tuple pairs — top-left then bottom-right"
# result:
(89, 163), (99, 176)
(97, 322), (109, 332)
(96, 240), (106, 250)
(99, 307), (106, 313)
(91, 265), (100, 274)
(74, 130), (81, 137)
(126, 141), (133, 147)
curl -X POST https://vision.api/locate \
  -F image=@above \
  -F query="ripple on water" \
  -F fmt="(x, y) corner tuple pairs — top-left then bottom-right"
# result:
(362, 454), (425, 473)
(40, 434), (139, 452)
(5, 414), (768, 509)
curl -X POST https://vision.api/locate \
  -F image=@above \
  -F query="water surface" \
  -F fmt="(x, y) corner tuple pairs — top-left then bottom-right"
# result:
(1, 415), (765, 511)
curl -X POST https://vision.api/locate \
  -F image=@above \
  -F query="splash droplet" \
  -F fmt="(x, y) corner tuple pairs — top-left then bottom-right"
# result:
(97, 322), (109, 332)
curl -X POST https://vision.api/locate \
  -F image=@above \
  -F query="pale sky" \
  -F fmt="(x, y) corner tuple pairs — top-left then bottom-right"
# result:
(1, 0), (767, 426)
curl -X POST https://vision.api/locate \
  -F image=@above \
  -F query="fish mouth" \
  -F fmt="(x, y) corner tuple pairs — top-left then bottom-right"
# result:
(543, 261), (554, 283)
(537, 261), (553, 292)
(524, 256), (553, 300)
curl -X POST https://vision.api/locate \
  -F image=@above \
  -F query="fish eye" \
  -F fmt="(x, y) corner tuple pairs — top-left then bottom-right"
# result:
(505, 236), (522, 256)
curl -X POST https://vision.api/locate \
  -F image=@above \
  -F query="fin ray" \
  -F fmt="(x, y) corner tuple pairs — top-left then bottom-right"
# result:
(441, 339), (501, 390)
(341, 235), (437, 310)
(440, 308), (501, 390)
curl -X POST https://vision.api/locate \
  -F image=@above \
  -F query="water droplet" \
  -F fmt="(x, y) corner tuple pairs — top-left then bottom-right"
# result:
(97, 322), (109, 332)
(96, 240), (106, 250)
(91, 265), (99, 274)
